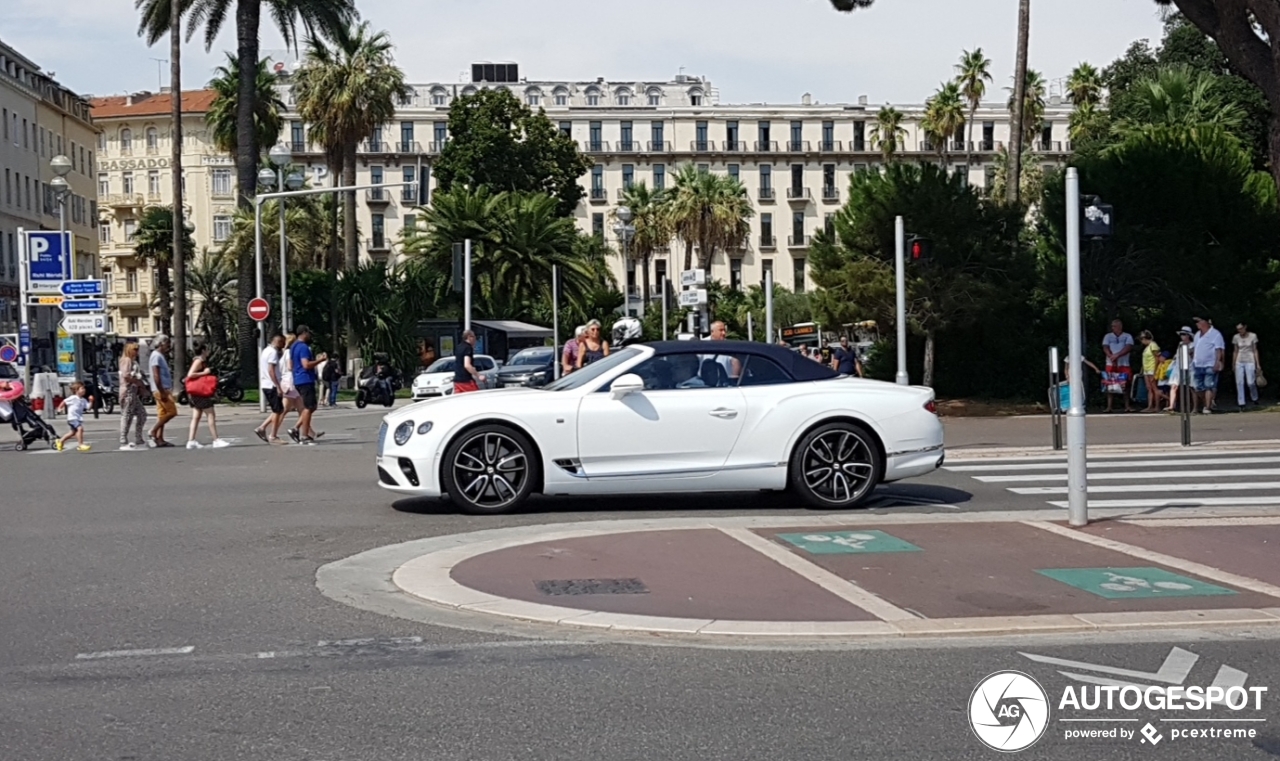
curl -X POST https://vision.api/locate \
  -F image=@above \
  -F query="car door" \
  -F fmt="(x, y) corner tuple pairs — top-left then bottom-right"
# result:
(576, 353), (747, 479)
(474, 356), (497, 388)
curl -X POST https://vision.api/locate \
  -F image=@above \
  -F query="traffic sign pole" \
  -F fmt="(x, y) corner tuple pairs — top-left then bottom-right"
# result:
(17, 228), (31, 390)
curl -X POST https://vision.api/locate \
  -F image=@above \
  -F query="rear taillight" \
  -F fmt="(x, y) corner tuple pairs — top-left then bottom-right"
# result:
(924, 400), (937, 414)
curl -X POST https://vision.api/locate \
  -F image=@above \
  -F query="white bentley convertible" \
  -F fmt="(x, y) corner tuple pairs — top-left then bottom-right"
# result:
(376, 340), (944, 514)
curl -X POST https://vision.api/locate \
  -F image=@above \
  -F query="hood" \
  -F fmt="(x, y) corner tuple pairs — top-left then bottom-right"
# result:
(383, 386), (544, 425)
(412, 371), (454, 385)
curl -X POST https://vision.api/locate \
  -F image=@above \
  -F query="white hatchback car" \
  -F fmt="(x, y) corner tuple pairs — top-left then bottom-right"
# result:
(411, 355), (499, 400)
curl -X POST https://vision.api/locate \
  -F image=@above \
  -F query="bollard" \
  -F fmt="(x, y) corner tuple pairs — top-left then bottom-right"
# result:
(1179, 342), (1192, 446)
(1049, 346), (1062, 450)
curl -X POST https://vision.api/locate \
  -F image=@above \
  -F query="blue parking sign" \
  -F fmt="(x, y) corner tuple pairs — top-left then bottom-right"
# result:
(26, 231), (72, 282)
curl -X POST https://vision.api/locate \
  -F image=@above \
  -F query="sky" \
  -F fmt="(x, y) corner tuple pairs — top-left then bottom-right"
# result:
(8, 0), (1170, 105)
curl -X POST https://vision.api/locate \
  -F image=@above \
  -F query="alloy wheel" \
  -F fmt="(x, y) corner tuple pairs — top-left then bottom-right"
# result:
(451, 431), (529, 510)
(801, 429), (875, 504)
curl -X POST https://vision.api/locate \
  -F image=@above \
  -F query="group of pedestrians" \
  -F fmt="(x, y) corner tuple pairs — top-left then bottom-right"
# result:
(561, 320), (611, 376)
(253, 325), (327, 445)
(1096, 318), (1264, 414)
(112, 334), (227, 450)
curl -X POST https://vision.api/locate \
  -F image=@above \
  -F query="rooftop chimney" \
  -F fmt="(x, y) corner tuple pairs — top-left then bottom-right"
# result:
(801, 92), (812, 105)
(858, 95), (868, 105)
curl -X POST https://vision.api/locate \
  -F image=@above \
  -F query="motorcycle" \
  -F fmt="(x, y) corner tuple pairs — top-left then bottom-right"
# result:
(177, 370), (245, 405)
(355, 365), (399, 409)
(83, 368), (116, 418)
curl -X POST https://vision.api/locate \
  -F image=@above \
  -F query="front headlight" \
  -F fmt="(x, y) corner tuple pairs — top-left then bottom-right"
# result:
(417, 421), (433, 435)
(394, 420), (414, 446)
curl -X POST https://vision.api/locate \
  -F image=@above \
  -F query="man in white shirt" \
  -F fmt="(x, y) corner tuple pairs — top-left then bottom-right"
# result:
(253, 333), (286, 443)
(1191, 316), (1226, 414)
(1232, 323), (1262, 409)
(1101, 320), (1134, 413)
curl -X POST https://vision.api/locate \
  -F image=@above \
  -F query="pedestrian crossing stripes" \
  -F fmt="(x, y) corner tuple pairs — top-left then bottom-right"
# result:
(944, 450), (1280, 509)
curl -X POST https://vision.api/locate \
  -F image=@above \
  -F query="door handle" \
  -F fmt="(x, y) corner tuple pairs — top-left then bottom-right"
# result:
(709, 408), (738, 419)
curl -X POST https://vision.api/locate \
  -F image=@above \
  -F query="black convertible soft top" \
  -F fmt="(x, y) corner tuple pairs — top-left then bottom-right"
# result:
(644, 340), (839, 382)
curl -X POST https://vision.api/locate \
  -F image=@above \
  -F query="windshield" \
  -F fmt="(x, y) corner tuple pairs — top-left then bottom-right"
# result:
(542, 347), (643, 391)
(508, 349), (552, 367)
(424, 358), (455, 374)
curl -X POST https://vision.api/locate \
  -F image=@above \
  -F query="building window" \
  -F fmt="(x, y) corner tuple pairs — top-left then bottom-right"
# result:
(402, 166), (416, 202)
(726, 121), (739, 149)
(553, 88), (568, 106)
(655, 259), (668, 290)
(790, 121), (803, 150)
(591, 165), (604, 192)
(39, 127), (45, 156)
(760, 164), (772, 191)
(853, 121), (866, 152)
(730, 258), (743, 291)
(762, 258), (773, 286)
(1040, 124), (1053, 150)
(586, 88), (600, 106)
(792, 211), (805, 242)
(430, 88), (448, 106)
(99, 224), (112, 244)
(79, 145), (86, 174)
(695, 121), (708, 151)
(213, 215), (231, 242)
(128, 317), (139, 334)
(615, 88), (632, 106)
(621, 164), (634, 190)
(758, 121), (771, 150)
(689, 89), (703, 106)
(22, 119), (29, 149)
(97, 131), (105, 150)
(433, 122), (447, 149)
(212, 169), (231, 197)
(400, 121), (414, 150)
(955, 164), (969, 187)
(651, 121), (664, 149)
(653, 163), (665, 190)
(148, 170), (161, 197)
(120, 128), (132, 154)
(727, 164), (739, 180)
(982, 122), (995, 151)
(823, 164), (836, 196)
(370, 165), (383, 185)
(794, 258), (806, 293)
(370, 126), (384, 151)
(126, 267), (138, 291)
(526, 89), (541, 107)
(291, 120), (305, 148)
(592, 212), (604, 238)
(647, 88), (661, 106)
(403, 213), (416, 233)
(1, 108), (6, 141)
(822, 121), (834, 151)
(697, 164), (710, 174)
(4, 169), (10, 205)
(122, 172), (134, 196)
(790, 164), (804, 193)
(761, 212), (773, 244)
(620, 121), (633, 151)
(371, 213), (385, 248)
(146, 127), (158, 153)
(559, 121), (571, 137)
(824, 213), (835, 237)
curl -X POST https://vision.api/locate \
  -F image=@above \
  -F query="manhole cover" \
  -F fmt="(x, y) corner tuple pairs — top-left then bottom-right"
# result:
(535, 578), (649, 596)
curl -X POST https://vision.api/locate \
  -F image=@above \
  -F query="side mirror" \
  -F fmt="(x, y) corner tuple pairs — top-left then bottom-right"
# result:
(610, 373), (644, 399)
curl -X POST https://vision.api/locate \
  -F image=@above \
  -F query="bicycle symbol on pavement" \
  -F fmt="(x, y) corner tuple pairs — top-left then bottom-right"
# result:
(802, 533), (878, 550)
(1037, 567), (1238, 600)
(777, 530), (923, 555)
(1098, 572), (1193, 594)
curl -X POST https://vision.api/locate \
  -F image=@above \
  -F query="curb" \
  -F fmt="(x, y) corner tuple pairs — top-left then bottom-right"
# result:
(318, 510), (1280, 643)
(947, 439), (1280, 461)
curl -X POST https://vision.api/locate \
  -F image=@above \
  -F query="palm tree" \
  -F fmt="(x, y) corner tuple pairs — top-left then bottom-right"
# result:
(1067, 62), (1104, 109)
(133, 205), (196, 335)
(1115, 65), (1247, 136)
(186, 247), (238, 353)
(614, 183), (671, 308)
(1007, 69), (1048, 147)
(135, 0), (356, 381)
(869, 106), (907, 164)
(292, 21), (410, 359)
(1007, 0), (1030, 207)
(664, 165), (752, 272)
(206, 53), (285, 156)
(922, 81), (966, 163)
(955, 48), (993, 168)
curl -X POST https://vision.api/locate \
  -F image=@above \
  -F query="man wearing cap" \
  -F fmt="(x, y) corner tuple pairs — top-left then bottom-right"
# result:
(147, 334), (177, 447)
(1192, 317), (1226, 414)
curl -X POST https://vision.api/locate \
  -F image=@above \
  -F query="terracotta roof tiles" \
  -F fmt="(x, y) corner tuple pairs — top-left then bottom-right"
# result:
(90, 89), (218, 119)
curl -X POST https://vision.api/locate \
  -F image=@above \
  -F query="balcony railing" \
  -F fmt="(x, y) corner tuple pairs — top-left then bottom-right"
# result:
(396, 141), (422, 153)
(1036, 140), (1067, 152)
(787, 234), (812, 248)
(690, 140), (712, 152)
(366, 188), (390, 204)
(361, 141), (390, 153)
(617, 186), (637, 201)
(754, 140), (778, 152)
(589, 187), (607, 202)
(146, 192), (163, 205)
(852, 139), (868, 152)
(819, 140), (842, 152)
(401, 187), (420, 203)
(616, 141), (640, 153)
(758, 187), (776, 202)
(583, 140), (610, 153)
(428, 141), (449, 154)
(289, 141), (309, 152)
(822, 186), (839, 202)
(787, 140), (811, 152)
(104, 193), (144, 208)
(107, 292), (146, 308)
(723, 140), (746, 152)
(646, 140), (671, 152)
(759, 234), (776, 249)
(145, 146), (159, 156)
(787, 187), (812, 202)
(366, 235), (389, 252)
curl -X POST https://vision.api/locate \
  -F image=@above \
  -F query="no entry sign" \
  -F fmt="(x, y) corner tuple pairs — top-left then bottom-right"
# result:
(248, 297), (271, 322)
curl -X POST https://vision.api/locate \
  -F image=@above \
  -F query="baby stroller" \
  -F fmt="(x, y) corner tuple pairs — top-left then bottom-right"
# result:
(0, 381), (58, 451)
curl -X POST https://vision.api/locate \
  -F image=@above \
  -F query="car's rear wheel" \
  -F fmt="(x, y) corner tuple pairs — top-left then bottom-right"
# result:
(441, 424), (538, 515)
(789, 421), (881, 508)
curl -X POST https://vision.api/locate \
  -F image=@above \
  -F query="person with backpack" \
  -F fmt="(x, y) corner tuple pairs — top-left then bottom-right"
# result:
(322, 351), (344, 408)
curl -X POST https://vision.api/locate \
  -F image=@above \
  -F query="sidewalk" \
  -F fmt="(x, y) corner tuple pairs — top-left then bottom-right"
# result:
(944, 409), (1280, 451)
(326, 511), (1280, 641)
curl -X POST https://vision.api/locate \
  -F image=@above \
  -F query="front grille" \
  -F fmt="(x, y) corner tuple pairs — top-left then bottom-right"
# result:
(377, 422), (388, 456)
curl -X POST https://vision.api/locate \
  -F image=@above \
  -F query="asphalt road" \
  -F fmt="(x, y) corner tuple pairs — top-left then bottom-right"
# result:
(3, 406), (1278, 760)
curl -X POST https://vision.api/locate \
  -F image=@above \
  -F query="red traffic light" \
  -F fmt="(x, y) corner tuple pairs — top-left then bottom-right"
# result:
(908, 236), (932, 262)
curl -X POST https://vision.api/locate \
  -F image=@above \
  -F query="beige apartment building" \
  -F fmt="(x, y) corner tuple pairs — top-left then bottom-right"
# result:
(90, 88), (230, 339)
(0, 38), (99, 341)
(276, 64), (1072, 315)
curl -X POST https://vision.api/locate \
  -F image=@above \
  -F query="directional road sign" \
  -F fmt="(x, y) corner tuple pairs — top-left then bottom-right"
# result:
(33, 295), (64, 306)
(680, 269), (706, 287)
(19, 324), (30, 353)
(60, 279), (104, 297)
(60, 298), (105, 313)
(678, 288), (707, 307)
(59, 313), (108, 335)
(247, 297), (271, 322)
(25, 230), (72, 286)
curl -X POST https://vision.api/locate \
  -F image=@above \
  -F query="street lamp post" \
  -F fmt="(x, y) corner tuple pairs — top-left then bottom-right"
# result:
(614, 205), (635, 317)
(264, 146), (305, 332)
(49, 155), (75, 387)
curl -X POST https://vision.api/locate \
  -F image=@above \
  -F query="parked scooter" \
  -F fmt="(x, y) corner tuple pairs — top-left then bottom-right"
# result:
(177, 369), (245, 404)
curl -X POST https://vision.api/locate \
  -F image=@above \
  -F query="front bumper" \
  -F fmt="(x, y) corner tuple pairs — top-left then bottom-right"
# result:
(412, 386), (449, 399)
(376, 454), (443, 497)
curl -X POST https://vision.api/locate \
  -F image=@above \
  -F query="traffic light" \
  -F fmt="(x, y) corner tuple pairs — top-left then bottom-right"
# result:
(908, 236), (933, 264)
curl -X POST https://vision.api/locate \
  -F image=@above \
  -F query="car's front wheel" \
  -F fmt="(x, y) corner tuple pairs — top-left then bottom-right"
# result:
(789, 421), (881, 508)
(441, 424), (538, 515)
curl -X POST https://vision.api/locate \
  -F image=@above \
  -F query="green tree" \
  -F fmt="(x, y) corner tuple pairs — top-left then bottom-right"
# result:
(206, 53), (285, 156)
(869, 105), (907, 163)
(1007, 69), (1047, 147)
(434, 88), (592, 217)
(613, 182), (671, 312)
(955, 48), (993, 169)
(186, 247), (237, 353)
(809, 163), (1021, 386)
(1114, 65), (1247, 138)
(1067, 62), (1104, 107)
(135, 0), (356, 382)
(664, 164), (753, 271)
(922, 81), (966, 161)
(133, 205), (196, 336)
